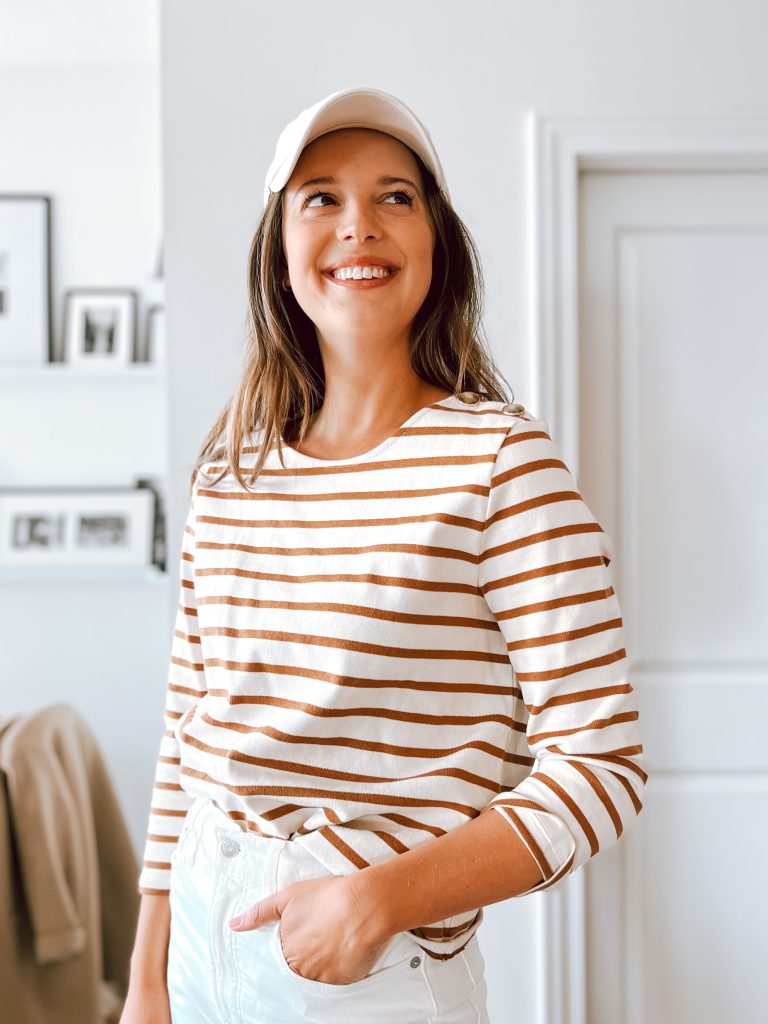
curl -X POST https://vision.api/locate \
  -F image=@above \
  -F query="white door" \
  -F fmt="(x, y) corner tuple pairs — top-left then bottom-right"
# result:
(577, 169), (768, 1024)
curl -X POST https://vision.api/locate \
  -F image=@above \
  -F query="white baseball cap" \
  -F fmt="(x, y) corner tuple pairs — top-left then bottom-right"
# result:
(263, 86), (451, 208)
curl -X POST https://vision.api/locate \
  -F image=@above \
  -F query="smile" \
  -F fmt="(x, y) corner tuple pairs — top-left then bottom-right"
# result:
(322, 268), (399, 289)
(330, 265), (392, 280)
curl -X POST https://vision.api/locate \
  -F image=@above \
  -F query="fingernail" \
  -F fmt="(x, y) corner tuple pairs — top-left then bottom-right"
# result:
(229, 916), (243, 929)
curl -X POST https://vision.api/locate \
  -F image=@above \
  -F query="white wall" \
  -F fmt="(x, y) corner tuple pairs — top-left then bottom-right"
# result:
(159, 1), (767, 1019)
(0, 0), (159, 66)
(0, 1), (168, 859)
(0, 0), (162, 352)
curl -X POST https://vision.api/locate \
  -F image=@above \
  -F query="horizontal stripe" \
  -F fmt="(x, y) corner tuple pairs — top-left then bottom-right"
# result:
(197, 709), (518, 758)
(137, 395), (647, 959)
(196, 595), (504, 632)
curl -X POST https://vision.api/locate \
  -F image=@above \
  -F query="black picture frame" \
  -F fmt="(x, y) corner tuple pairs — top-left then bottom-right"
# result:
(62, 287), (139, 365)
(0, 483), (158, 569)
(0, 194), (53, 364)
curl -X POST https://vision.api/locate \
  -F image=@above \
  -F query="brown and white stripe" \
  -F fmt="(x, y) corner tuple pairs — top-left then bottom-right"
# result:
(138, 394), (647, 959)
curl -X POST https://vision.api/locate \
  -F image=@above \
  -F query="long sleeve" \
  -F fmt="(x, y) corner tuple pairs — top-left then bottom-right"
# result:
(477, 416), (647, 897)
(137, 489), (208, 895)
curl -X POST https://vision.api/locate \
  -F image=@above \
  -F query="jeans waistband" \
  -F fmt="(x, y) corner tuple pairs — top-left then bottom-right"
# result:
(178, 793), (327, 895)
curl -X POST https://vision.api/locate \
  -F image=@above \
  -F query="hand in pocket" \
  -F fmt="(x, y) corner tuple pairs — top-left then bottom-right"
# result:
(229, 873), (389, 985)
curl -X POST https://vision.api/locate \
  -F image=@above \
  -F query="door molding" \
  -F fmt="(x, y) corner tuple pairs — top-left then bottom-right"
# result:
(525, 110), (768, 478)
(524, 110), (768, 1024)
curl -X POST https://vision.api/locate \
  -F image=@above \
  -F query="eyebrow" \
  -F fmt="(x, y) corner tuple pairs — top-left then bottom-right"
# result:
(294, 175), (421, 195)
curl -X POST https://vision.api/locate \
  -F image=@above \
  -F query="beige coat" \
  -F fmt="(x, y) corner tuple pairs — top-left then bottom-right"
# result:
(0, 703), (140, 1023)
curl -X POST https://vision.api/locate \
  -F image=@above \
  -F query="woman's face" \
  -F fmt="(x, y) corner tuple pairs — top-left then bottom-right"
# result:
(281, 127), (434, 346)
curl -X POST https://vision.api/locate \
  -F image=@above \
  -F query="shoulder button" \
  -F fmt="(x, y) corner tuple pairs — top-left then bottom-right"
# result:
(456, 391), (481, 405)
(501, 402), (526, 416)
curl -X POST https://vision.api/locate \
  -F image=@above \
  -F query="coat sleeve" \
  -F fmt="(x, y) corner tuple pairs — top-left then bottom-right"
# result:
(137, 489), (208, 895)
(476, 416), (647, 896)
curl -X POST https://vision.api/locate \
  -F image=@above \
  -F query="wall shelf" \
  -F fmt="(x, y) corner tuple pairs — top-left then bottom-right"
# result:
(0, 564), (168, 583)
(0, 363), (166, 382)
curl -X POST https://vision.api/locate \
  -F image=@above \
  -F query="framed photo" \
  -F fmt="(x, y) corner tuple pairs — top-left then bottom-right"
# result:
(143, 304), (166, 364)
(62, 288), (138, 366)
(0, 485), (158, 569)
(0, 194), (53, 365)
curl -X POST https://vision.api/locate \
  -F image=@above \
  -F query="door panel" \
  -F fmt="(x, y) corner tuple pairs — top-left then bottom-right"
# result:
(578, 170), (768, 1024)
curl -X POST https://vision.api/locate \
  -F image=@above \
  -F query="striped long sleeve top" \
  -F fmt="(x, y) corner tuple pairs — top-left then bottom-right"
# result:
(138, 391), (647, 960)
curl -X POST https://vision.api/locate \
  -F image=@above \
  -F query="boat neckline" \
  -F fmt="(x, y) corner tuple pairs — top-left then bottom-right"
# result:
(273, 394), (459, 467)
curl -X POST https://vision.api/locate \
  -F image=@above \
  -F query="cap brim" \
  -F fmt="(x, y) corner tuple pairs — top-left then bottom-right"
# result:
(263, 87), (449, 207)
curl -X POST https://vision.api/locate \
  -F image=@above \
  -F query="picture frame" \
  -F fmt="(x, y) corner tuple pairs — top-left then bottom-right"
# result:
(0, 484), (158, 569)
(0, 194), (53, 365)
(143, 303), (166, 364)
(62, 288), (138, 366)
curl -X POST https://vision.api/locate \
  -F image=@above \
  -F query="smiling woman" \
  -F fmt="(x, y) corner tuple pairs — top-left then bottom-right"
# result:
(189, 87), (506, 480)
(124, 86), (646, 1024)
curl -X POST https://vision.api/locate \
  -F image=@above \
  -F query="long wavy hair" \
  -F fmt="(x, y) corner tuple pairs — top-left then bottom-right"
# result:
(190, 140), (515, 494)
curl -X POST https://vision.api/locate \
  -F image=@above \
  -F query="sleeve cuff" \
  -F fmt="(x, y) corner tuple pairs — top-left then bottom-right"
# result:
(488, 803), (577, 896)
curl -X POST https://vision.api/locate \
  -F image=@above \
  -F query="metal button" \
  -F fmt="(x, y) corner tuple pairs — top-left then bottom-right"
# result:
(501, 402), (526, 416)
(456, 391), (481, 404)
(220, 837), (241, 858)
(410, 955), (421, 968)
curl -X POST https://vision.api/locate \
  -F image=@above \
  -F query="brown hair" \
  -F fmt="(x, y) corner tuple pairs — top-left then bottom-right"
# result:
(190, 145), (515, 494)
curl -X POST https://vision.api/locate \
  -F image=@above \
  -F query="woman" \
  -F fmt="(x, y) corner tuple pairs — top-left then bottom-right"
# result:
(122, 87), (647, 1024)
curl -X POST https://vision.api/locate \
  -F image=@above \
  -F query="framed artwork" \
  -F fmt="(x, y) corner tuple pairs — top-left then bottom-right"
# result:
(62, 288), (138, 366)
(0, 485), (158, 569)
(0, 194), (53, 365)
(143, 304), (166, 364)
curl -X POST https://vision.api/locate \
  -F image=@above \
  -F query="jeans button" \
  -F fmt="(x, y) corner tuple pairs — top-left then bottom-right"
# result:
(220, 838), (241, 858)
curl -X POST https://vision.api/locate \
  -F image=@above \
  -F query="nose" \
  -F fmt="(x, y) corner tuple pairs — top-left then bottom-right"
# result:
(337, 199), (382, 243)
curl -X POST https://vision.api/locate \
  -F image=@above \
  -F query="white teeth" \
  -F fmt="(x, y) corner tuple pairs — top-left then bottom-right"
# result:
(330, 265), (392, 280)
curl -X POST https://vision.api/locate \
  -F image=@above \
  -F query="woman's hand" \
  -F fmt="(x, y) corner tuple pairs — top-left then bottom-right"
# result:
(118, 977), (171, 1023)
(120, 893), (172, 1022)
(228, 873), (389, 986)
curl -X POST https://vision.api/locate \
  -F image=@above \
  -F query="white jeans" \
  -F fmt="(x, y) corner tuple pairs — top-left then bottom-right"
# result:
(167, 795), (490, 1023)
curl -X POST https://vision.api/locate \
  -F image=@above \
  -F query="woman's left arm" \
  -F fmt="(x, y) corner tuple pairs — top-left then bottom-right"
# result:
(353, 417), (648, 946)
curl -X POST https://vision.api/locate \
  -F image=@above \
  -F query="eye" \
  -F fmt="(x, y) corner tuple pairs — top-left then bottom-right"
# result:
(384, 188), (416, 206)
(304, 189), (334, 208)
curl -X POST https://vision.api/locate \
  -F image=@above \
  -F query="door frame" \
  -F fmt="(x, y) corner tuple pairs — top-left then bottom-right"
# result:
(524, 110), (768, 1024)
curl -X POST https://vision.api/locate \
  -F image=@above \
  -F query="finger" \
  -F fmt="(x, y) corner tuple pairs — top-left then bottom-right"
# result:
(228, 894), (280, 931)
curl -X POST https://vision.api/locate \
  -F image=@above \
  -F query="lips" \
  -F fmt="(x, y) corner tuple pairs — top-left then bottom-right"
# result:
(323, 258), (399, 272)
(321, 267), (399, 289)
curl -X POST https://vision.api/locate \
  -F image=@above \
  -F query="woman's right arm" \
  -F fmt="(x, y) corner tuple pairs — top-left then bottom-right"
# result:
(137, 491), (208, 896)
(120, 894), (172, 1022)
(125, 487), (208, 1021)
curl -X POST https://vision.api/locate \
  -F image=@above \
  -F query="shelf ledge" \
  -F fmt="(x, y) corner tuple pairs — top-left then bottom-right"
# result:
(0, 565), (168, 583)
(0, 363), (166, 380)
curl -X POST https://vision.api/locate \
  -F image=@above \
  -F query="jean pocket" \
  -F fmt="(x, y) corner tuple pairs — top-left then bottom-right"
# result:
(270, 920), (418, 993)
